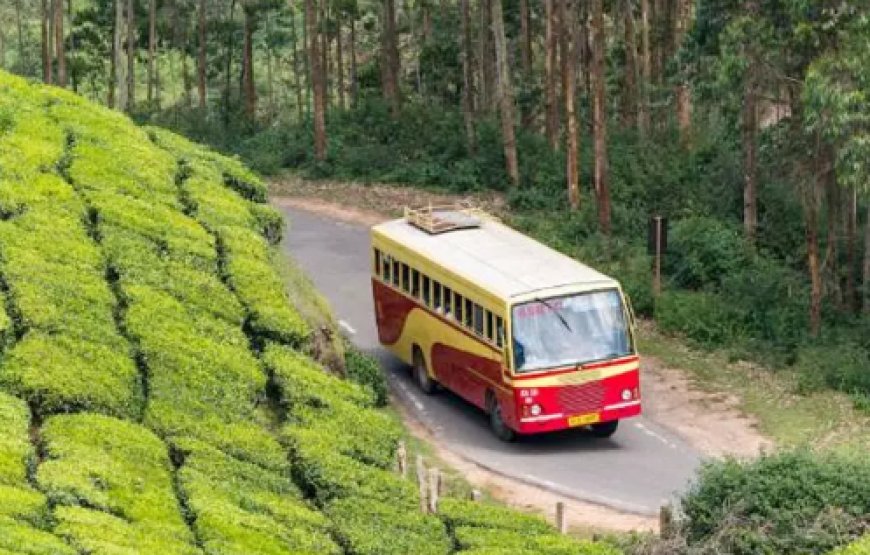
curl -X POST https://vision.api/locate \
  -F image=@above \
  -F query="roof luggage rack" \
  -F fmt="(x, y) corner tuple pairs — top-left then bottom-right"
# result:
(404, 202), (492, 234)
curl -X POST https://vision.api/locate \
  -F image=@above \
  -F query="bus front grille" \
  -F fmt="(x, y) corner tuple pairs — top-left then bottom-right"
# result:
(558, 382), (605, 415)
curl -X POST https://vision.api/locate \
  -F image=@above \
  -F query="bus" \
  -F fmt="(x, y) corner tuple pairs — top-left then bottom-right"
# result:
(370, 205), (640, 441)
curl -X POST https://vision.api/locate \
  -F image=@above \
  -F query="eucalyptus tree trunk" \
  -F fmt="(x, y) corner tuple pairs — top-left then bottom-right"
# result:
(242, 8), (257, 119)
(55, 0), (66, 86)
(519, 0), (531, 76)
(490, 0), (519, 187)
(307, 0), (327, 160)
(336, 13), (345, 110)
(290, 6), (304, 121)
(197, 0), (207, 108)
(592, 0), (610, 234)
(15, 0), (26, 70)
(115, 0), (126, 110)
(42, 0), (52, 83)
(639, 0), (650, 134)
(148, 0), (157, 104)
(863, 203), (870, 313)
(674, 0), (692, 138)
(350, 17), (358, 107)
(622, 0), (639, 130)
(561, 0), (580, 211)
(742, 0), (759, 240)
(381, 0), (401, 115)
(845, 190), (857, 312)
(460, 0), (476, 155)
(544, 0), (559, 149)
(126, 0), (135, 109)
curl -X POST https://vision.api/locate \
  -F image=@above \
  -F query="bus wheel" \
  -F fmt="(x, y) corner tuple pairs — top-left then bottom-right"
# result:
(487, 393), (516, 442)
(589, 420), (619, 438)
(412, 349), (437, 395)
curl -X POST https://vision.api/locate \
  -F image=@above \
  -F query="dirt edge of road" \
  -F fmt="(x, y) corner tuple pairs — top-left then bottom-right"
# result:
(273, 182), (773, 531)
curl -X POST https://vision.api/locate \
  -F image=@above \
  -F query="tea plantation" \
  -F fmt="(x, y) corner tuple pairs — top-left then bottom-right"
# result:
(0, 71), (619, 554)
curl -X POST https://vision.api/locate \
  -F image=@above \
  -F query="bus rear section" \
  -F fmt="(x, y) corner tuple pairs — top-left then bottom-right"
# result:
(370, 207), (641, 441)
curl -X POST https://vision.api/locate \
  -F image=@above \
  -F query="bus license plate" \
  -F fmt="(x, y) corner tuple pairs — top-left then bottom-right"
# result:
(568, 413), (601, 427)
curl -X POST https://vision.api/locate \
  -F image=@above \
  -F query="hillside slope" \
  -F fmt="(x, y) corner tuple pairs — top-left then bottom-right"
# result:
(0, 72), (617, 555)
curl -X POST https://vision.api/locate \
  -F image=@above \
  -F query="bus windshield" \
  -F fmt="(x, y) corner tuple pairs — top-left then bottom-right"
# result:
(511, 289), (632, 373)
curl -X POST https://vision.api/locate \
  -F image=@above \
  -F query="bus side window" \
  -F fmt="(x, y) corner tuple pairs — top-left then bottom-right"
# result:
(401, 264), (410, 293)
(473, 304), (484, 336)
(485, 311), (494, 342)
(464, 299), (473, 329)
(495, 317), (504, 348)
(411, 269), (420, 298)
(443, 287), (453, 317)
(392, 259), (400, 287)
(433, 282), (442, 311)
(422, 276), (431, 306)
(374, 249), (381, 276)
(455, 293), (464, 322)
(383, 255), (392, 282)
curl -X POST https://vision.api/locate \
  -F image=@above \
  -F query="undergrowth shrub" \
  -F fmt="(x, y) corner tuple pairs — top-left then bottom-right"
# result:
(655, 290), (742, 346)
(681, 450), (870, 554)
(345, 348), (389, 407)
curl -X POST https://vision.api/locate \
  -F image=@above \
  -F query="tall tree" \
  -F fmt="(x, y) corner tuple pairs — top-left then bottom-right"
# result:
(519, 0), (531, 76)
(845, 190), (857, 312)
(115, 0), (126, 110)
(544, 0), (559, 149)
(674, 0), (691, 137)
(126, 0), (135, 108)
(622, 0), (639, 130)
(148, 0), (156, 104)
(742, 0), (759, 240)
(197, 0), (207, 108)
(15, 0), (26, 72)
(41, 0), (52, 83)
(336, 10), (345, 110)
(561, 0), (580, 211)
(490, 0), (518, 187)
(349, 11), (358, 106)
(638, 0), (650, 133)
(478, 0), (493, 111)
(242, 5), (257, 118)
(459, 0), (476, 154)
(290, 4), (304, 120)
(380, 0), (401, 115)
(307, 0), (326, 160)
(54, 0), (66, 86)
(592, 0), (610, 234)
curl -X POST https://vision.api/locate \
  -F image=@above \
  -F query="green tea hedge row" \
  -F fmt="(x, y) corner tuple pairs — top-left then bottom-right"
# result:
(263, 344), (450, 555)
(438, 499), (621, 555)
(0, 392), (75, 554)
(219, 225), (309, 346)
(37, 413), (198, 554)
(832, 536), (870, 555)
(146, 126), (269, 203)
(176, 439), (340, 555)
(0, 112), (142, 419)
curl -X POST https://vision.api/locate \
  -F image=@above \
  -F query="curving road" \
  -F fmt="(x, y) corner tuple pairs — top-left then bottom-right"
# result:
(279, 204), (703, 516)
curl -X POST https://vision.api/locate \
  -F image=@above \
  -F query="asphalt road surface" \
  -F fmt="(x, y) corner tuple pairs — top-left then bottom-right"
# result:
(280, 205), (702, 515)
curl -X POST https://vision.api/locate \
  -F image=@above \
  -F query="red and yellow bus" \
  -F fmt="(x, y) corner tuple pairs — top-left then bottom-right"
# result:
(371, 206), (640, 441)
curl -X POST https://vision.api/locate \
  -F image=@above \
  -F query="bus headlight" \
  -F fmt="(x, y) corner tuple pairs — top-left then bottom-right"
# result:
(621, 389), (633, 401)
(530, 404), (542, 416)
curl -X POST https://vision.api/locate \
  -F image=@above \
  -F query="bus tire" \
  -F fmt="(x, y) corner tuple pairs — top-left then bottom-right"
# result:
(589, 420), (619, 438)
(412, 348), (437, 395)
(487, 392), (516, 443)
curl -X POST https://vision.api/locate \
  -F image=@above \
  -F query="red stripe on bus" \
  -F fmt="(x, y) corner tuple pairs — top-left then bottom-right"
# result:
(372, 278), (501, 353)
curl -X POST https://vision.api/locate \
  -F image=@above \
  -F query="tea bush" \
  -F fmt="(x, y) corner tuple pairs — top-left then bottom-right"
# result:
(681, 450), (870, 554)
(832, 536), (870, 555)
(345, 348), (389, 407)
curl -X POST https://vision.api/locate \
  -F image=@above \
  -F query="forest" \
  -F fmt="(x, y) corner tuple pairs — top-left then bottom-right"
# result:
(1, 0), (869, 399)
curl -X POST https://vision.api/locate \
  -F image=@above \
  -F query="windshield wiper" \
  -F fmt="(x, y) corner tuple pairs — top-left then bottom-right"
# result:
(534, 297), (572, 332)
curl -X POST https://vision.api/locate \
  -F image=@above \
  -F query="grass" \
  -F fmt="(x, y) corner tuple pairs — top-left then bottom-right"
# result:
(637, 325), (870, 453)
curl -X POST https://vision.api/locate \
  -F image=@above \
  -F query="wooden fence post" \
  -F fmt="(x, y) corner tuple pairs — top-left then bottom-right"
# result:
(470, 489), (482, 502)
(555, 501), (567, 534)
(396, 441), (407, 478)
(659, 503), (674, 539)
(416, 455), (427, 513)
(428, 467), (440, 513)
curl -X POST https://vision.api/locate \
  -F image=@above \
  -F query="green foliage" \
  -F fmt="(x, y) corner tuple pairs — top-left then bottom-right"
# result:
(437, 499), (554, 535)
(327, 497), (451, 555)
(666, 217), (751, 290)
(681, 450), (870, 554)
(0, 392), (32, 486)
(37, 413), (197, 552)
(655, 291), (743, 346)
(0, 333), (142, 419)
(795, 340), (870, 396)
(831, 535), (870, 555)
(0, 520), (77, 555)
(344, 348), (389, 407)
(176, 439), (340, 555)
(219, 225), (309, 345)
(454, 526), (621, 554)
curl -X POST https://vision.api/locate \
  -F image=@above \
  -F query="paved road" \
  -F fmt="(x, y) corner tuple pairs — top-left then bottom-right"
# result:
(280, 206), (703, 515)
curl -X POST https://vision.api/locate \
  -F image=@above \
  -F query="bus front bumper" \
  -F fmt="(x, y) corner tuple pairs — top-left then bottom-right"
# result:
(514, 400), (641, 434)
